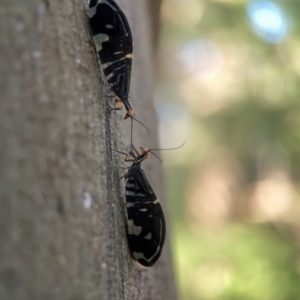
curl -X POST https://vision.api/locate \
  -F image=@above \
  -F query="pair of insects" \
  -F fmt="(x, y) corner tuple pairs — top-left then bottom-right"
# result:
(87, 0), (165, 267)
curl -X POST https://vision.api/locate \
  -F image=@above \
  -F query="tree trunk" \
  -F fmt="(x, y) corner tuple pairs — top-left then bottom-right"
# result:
(0, 0), (177, 299)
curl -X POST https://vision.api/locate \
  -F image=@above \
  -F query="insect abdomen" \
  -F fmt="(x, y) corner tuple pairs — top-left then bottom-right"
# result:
(87, 0), (132, 101)
(126, 199), (166, 267)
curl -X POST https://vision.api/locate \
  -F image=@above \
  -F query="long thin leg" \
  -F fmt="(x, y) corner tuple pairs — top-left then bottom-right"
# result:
(110, 148), (132, 161)
(108, 98), (123, 113)
(130, 117), (133, 153)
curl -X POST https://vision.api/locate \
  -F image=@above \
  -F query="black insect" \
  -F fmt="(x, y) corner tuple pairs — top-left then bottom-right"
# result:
(113, 142), (184, 266)
(87, 0), (133, 119)
(113, 146), (166, 267)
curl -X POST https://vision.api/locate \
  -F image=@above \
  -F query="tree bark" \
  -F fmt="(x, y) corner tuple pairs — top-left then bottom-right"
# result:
(0, 0), (177, 299)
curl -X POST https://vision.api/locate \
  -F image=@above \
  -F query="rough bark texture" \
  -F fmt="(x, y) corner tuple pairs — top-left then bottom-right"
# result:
(0, 0), (177, 299)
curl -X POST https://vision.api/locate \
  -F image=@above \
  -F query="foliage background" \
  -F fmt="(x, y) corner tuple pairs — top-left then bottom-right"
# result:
(155, 0), (300, 299)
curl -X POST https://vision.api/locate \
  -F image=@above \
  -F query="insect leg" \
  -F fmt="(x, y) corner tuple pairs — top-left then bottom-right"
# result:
(108, 98), (123, 113)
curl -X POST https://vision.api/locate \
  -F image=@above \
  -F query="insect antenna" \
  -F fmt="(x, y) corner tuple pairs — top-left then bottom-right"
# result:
(148, 141), (186, 152)
(147, 141), (186, 163)
(129, 115), (150, 136)
(149, 151), (163, 163)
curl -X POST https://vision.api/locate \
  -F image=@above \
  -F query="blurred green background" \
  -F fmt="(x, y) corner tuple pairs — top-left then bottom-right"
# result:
(155, 0), (300, 299)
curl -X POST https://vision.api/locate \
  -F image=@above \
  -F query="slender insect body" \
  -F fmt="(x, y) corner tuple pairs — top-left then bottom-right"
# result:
(87, 0), (133, 118)
(125, 161), (166, 267)
(112, 144), (184, 266)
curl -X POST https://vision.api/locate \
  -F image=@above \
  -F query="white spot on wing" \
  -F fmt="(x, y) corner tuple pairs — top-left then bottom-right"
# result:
(101, 62), (110, 70)
(153, 198), (159, 204)
(87, 0), (118, 18)
(127, 220), (142, 236)
(86, 5), (97, 18)
(133, 247), (161, 263)
(133, 252), (147, 261)
(106, 24), (114, 29)
(133, 219), (164, 263)
(126, 191), (146, 197)
(93, 33), (109, 51)
(126, 191), (136, 196)
(105, 72), (114, 81)
(134, 226), (142, 235)
(126, 183), (137, 188)
(144, 233), (152, 240)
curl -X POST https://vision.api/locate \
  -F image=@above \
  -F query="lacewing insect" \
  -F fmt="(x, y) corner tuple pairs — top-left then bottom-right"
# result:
(86, 0), (133, 119)
(121, 147), (165, 267)
(112, 143), (185, 267)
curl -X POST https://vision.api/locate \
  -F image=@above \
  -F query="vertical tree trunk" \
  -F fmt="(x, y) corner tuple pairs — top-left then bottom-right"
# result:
(0, 0), (177, 299)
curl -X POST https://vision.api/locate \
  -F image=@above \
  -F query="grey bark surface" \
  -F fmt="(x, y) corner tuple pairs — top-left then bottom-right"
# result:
(0, 0), (177, 300)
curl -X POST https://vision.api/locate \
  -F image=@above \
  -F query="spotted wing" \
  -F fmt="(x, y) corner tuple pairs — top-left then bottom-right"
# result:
(87, 0), (133, 101)
(126, 167), (166, 267)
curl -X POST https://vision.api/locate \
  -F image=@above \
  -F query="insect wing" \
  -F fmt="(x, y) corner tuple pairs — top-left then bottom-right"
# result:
(87, 0), (133, 101)
(126, 167), (166, 267)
